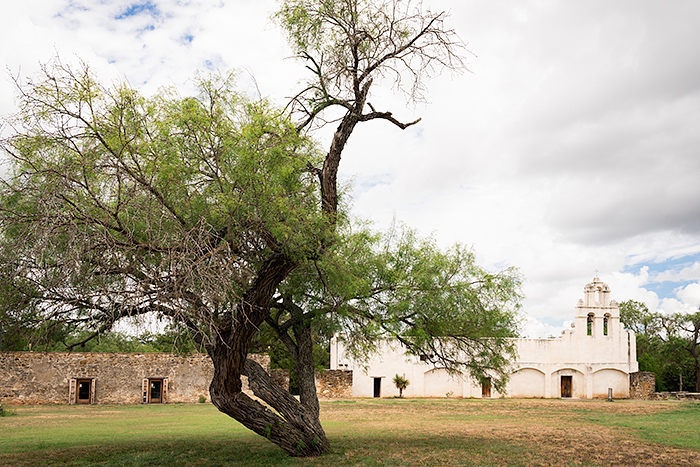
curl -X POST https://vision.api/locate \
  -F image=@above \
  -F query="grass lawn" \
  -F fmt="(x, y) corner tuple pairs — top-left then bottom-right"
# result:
(1, 398), (699, 466)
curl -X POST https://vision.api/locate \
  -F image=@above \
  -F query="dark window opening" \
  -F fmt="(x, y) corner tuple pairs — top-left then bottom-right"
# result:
(587, 313), (594, 336)
(77, 379), (91, 404)
(603, 315), (609, 336)
(373, 377), (381, 398)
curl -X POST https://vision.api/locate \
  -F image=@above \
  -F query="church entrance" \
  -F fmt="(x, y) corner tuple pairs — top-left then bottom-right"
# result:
(561, 376), (572, 398)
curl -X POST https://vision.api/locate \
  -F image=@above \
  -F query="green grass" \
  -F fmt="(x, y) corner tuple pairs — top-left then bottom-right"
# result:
(0, 399), (698, 466)
(581, 401), (700, 450)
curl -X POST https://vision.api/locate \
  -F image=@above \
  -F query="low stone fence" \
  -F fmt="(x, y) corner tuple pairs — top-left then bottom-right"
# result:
(267, 368), (353, 399)
(651, 392), (700, 401)
(629, 372), (700, 401)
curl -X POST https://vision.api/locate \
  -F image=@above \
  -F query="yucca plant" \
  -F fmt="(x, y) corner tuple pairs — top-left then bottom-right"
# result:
(393, 374), (410, 398)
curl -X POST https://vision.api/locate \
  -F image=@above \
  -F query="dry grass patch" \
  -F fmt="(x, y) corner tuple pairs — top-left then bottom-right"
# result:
(320, 399), (700, 466)
(1, 398), (698, 466)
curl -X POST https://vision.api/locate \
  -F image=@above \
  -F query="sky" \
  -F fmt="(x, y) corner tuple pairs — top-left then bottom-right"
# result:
(1, 0), (699, 338)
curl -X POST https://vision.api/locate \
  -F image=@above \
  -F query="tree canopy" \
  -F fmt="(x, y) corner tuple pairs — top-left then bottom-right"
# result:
(619, 300), (700, 392)
(0, 63), (326, 348)
(280, 222), (522, 391)
(0, 0), (521, 458)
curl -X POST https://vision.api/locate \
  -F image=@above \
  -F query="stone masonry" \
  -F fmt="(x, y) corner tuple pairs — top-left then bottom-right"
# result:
(629, 371), (656, 400)
(316, 369), (353, 399)
(1, 351), (216, 405)
(0, 351), (352, 406)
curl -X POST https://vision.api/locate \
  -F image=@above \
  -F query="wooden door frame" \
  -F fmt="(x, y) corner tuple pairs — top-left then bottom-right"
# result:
(143, 378), (168, 404)
(70, 378), (95, 405)
(561, 375), (573, 398)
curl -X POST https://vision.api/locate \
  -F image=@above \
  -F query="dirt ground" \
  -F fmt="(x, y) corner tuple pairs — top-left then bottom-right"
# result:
(320, 398), (700, 466)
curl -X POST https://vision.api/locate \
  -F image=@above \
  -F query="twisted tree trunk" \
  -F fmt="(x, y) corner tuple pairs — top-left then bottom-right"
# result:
(207, 252), (330, 456)
(209, 354), (329, 456)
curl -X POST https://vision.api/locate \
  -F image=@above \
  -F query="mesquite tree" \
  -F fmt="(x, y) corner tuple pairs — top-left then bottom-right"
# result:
(0, 64), (333, 455)
(0, 0), (520, 458)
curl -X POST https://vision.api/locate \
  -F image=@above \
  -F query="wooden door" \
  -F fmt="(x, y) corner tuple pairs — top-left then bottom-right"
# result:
(561, 376), (572, 398)
(149, 379), (163, 404)
(482, 378), (492, 398)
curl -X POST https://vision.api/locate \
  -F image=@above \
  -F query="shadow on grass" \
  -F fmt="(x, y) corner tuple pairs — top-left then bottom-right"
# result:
(0, 431), (535, 467)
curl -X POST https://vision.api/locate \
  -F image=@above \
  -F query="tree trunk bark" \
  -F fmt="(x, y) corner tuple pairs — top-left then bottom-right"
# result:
(206, 252), (330, 456)
(206, 79), (370, 458)
(320, 82), (370, 217)
(209, 353), (330, 456)
(293, 319), (321, 417)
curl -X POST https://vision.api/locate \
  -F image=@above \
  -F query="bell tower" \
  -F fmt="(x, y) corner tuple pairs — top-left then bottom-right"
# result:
(574, 276), (619, 337)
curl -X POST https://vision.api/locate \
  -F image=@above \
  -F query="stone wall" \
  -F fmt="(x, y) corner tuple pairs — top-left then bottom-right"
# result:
(0, 351), (354, 406)
(266, 368), (353, 399)
(316, 369), (353, 399)
(0, 351), (270, 406)
(651, 392), (700, 401)
(629, 371), (656, 400)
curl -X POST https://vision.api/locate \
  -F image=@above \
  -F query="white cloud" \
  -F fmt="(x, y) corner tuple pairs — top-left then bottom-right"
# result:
(521, 316), (571, 340)
(2, 0), (700, 338)
(654, 263), (700, 283)
(675, 283), (700, 310)
(658, 297), (696, 316)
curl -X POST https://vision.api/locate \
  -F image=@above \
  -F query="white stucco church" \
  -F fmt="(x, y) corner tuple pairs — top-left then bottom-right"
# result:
(330, 276), (639, 399)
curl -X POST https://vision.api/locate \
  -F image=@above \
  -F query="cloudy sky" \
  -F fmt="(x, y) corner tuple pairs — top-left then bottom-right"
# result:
(2, 0), (699, 337)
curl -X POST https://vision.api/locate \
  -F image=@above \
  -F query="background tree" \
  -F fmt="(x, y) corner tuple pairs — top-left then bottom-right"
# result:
(0, 0), (520, 458)
(619, 300), (698, 392)
(662, 311), (700, 392)
(619, 300), (660, 336)
(619, 300), (665, 382)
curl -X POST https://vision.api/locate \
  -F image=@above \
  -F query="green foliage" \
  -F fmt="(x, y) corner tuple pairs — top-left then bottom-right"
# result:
(392, 374), (409, 397)
(0, 61), (327, 350)
(1, 326), (205, 354)
(619, 300), (659, 336)
(619, 300), (700, 391)
(281, 221), (523, 392)
(0, 404), (16, 417)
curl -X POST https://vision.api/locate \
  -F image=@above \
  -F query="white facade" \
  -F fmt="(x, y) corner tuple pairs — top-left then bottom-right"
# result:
(331, 277), (639, 399)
